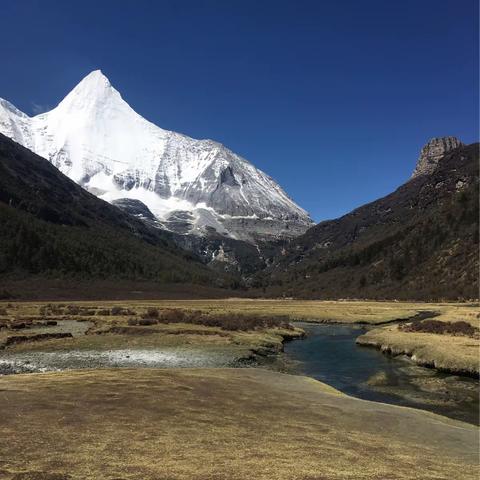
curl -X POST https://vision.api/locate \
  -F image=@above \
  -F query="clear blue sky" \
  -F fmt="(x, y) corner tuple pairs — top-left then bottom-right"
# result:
(1, 0), (478, 221)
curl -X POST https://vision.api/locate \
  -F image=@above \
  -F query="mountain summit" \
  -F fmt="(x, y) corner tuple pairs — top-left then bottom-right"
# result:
(411, 136), (463, 179)
(0, 70), (313, 242)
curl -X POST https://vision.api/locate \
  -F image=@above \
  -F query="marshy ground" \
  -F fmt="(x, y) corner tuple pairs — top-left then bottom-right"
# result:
(2, 299), (478, 374)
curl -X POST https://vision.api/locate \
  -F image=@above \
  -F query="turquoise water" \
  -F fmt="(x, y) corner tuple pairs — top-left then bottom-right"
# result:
(284, 322), (479, 425)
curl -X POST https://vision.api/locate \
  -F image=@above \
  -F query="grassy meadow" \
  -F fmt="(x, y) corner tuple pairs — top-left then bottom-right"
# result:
(1, 298), (477, 375)
(0, 368), (477, 480)
(2, 298), (478, 324)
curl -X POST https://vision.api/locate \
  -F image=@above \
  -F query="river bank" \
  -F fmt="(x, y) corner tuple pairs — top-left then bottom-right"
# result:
(356, 322), (479, 377)
(0, 300), (478, 478)
(284, 323), (479, 424)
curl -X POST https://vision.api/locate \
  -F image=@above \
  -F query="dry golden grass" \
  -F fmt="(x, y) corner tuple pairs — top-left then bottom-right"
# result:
(0, 301), (305, 359)
(357, 324), (480, 376)
(0, 368), (477, 480)
(2, 322), (300, 361)
(0, 300), (477, 478)
(3, 298), (478, 324)
(432, 304), (480, 327)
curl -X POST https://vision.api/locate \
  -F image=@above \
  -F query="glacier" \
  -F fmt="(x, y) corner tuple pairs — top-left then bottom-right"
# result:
(0, 70), (313, 242)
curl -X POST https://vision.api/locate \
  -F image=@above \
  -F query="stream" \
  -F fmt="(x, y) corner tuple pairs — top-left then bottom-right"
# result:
(1, 319), (478, 425)
(284, 322), (479, 425)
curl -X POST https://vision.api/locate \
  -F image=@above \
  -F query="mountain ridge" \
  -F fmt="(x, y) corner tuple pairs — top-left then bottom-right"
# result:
(0, 70), (313, 243)
(253, 139), (479, 300)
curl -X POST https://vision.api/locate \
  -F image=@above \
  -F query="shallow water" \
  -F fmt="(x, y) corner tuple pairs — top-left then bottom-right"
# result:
(0, 343), (248, 375)
(0, 318), (248, 374)
(284, 322), (479, 425)
(0, 346), (244, 374)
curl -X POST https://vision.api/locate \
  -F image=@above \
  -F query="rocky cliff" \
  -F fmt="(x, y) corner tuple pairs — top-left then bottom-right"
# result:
(411, 136), (463, 178)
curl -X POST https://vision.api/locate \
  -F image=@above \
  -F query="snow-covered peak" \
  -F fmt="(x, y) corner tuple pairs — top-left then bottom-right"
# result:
(64, 70), (113, 99)
(54, 70), (124, 114)
(71, 69), (111, 90)
(0, 70), (313, 242)
(83, 69), (110, 84)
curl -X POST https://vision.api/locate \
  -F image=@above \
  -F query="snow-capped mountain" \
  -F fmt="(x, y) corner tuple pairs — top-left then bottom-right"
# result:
(0, 70), (313, 242)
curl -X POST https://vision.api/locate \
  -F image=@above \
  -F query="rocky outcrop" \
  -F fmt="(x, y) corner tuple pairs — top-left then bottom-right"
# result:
(411, 136), (463, 178)
(112, 197), (271, 275)
(111, 198), (158, 222)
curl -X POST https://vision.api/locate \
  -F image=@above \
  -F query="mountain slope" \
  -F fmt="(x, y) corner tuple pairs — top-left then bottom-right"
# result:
(0, 133), (231, 289)
(256, 139), (479, 300)
(0, 70), (312, 242)
(109, 196), (268, 276)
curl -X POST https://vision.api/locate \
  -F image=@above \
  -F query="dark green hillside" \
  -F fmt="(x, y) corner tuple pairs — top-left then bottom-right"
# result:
(0, 134), (230, 290)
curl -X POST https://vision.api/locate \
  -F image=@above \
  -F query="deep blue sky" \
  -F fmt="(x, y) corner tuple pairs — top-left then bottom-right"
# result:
(1, 0), (478, 221)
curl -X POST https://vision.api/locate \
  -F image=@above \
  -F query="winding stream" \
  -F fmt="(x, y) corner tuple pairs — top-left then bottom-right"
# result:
(1, 319), (478, 425)
(284, 322), (479, 425)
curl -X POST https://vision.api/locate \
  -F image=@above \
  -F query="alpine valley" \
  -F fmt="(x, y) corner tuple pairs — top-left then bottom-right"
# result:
(2, 5), (479, 480)
(0, 71), (478, 299)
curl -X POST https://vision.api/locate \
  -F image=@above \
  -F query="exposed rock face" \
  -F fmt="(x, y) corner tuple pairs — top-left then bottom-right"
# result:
(111, 198), (159, 222)
(113, 197), (267, 275)
(411, 136), (463, 178)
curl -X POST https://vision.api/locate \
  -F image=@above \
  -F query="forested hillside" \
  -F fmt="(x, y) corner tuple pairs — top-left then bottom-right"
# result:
(255, 143), (479, 300)
(0, 134), (231, 292)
